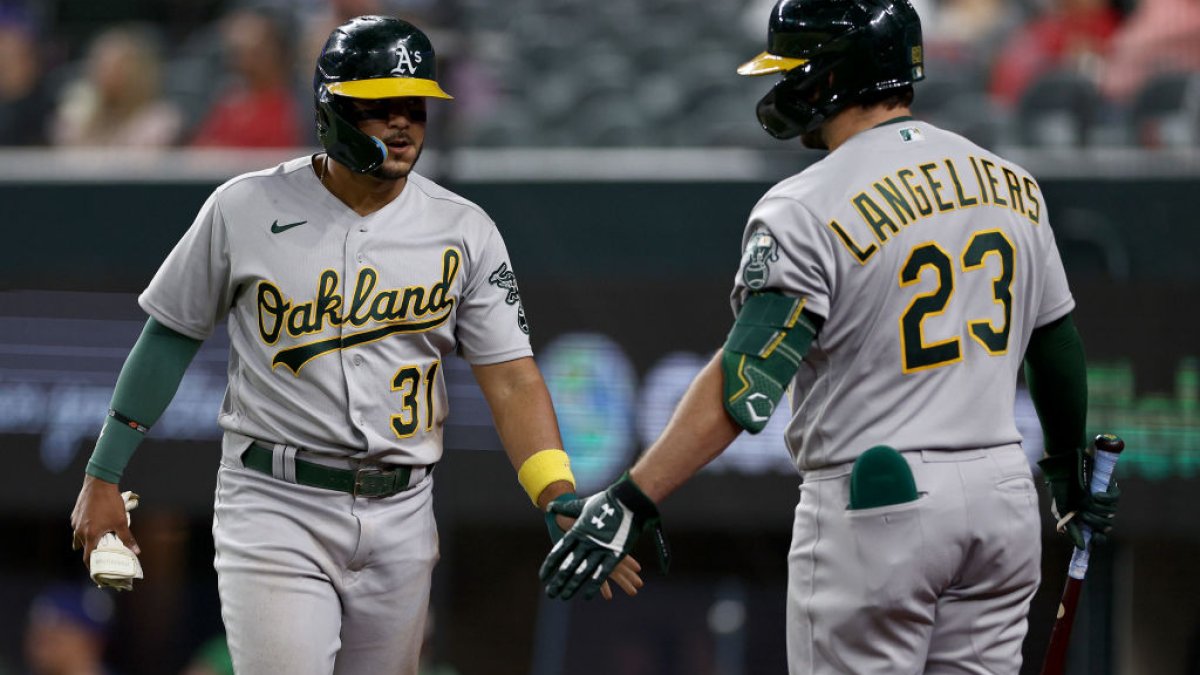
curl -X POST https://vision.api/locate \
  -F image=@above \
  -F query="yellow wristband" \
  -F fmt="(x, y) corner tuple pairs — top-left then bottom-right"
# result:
(517, 449), (576, 506)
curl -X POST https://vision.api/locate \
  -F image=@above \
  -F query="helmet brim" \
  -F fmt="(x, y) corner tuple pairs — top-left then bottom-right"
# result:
(737, 52), (809, 76)
(327, 77), (453, 99)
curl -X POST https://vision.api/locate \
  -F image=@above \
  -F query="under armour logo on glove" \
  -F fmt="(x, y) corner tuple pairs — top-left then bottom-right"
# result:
(540, 473), (669, 600)
(590, 503), (616, 529)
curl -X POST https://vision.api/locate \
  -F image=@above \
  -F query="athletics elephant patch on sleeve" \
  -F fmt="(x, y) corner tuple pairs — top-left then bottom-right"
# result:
(489, 262), (530, 335)
(740, 230), (780, 291)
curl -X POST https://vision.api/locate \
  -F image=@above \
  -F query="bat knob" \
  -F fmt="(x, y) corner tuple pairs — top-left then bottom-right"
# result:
(1093, 433), (1125, 454)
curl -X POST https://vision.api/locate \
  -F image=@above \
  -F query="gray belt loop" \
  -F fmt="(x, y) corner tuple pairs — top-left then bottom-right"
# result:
(409, 466), (427, 487)
(272, 443), (300, 483)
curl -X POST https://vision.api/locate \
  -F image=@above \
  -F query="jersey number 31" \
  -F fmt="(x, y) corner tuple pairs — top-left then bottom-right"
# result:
(898, 230), (1014, 373)
(391, 361), (440, 437)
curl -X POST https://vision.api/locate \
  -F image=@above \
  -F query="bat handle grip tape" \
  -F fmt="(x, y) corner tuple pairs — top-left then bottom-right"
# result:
(1067, 448), (1121, 580)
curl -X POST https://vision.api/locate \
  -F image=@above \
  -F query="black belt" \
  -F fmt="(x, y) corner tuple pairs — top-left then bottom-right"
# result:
(242, 442), (427, 498)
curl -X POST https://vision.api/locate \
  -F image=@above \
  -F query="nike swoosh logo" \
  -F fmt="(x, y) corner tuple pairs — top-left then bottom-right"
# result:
(270, 220), (307, 234)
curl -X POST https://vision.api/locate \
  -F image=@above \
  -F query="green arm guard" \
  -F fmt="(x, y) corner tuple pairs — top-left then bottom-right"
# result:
(721, 292), (821, 433)
(86, 318), (204, 482)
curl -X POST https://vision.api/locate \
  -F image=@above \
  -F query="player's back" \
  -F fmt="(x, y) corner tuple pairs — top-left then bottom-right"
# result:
(750, 119), (1074, 470)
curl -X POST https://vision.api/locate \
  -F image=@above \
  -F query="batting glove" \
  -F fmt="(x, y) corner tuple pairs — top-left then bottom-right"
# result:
(90, 491), (144, 591)
(544, 492), (576, 544)
(1039, 448), (1120, 550)
(539, 473), (669, 600)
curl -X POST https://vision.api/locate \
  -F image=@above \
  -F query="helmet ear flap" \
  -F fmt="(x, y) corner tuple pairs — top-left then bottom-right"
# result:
(316, 85), (387, 174)
(756, 83), (814, 140)
(754, 65), (830, 140)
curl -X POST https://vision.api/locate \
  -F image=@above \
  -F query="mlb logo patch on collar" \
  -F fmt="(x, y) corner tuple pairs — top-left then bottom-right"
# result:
(899, 127), (924, 143)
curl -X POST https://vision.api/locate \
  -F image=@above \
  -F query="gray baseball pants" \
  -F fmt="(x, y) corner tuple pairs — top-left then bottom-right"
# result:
(213, 454), (438, 675)
(787, 444), (1041, 675)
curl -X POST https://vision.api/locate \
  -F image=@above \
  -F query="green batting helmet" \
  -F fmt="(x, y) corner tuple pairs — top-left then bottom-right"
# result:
(738, 0), (924, 140)
(314, 15), (453, 174)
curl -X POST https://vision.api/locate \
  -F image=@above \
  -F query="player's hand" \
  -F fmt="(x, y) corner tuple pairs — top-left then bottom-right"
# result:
(604, 553), (644, 599)
(70, 474), (141, 568)
(539, 473), (668, 601)
(1038, 448), (1120, 550)
(545, 494), (644, 600)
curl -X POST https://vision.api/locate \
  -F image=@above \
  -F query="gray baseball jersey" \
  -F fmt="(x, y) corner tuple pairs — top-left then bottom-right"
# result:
(140, 156), (532, 466)
(732, 119), (1074, 471)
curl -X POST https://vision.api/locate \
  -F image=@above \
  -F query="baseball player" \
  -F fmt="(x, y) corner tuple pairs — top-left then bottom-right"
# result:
(541, 1), (1119, 673)
(68, 16), (640, 675)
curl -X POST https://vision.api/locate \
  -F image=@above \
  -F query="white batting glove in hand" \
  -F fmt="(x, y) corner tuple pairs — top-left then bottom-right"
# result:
(90, 491), (143, 591)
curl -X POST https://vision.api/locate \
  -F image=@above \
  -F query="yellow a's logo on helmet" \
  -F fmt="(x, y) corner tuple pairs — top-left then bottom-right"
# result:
(391, 44), (423, 76)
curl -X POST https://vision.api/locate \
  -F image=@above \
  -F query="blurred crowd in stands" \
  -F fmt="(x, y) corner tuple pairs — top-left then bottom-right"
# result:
(4, 582), (232, 675)
(0, 0), (1198, 150)
(3, 582), (449, 675)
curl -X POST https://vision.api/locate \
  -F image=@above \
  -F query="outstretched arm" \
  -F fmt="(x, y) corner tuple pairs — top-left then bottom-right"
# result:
(638, 292), (821, 501)
(472, 357), (572, 509)
(472, 357), (643, 598)
(538, 353), (744, 601)
(630, 352), (743, 502)
(541, 292), (821, 600)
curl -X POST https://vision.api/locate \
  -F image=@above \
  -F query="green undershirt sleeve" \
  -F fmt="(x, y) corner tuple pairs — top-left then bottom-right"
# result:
(1023, 313), (1088, 458)
(85, 317), (204, 483)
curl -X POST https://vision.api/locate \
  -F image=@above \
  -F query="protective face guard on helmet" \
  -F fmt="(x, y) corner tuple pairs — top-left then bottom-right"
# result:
(754, 58), (843, 140)
(316, 86), (390, 174)
(313, 15), (453, 174)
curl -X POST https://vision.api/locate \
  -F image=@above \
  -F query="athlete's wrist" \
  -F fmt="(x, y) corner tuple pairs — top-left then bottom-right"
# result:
(80, 472), (120, 489)
(537, 481), (576, 511)
(86, 418), (145, 483)
(517, 449), (576, 507)
(609, 473), (659, 524)
(627, 466), (670, 504)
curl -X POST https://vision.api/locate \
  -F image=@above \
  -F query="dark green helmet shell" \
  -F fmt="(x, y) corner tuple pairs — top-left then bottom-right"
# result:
(314, 16), (452, 174)
(739, 0), (924, 140)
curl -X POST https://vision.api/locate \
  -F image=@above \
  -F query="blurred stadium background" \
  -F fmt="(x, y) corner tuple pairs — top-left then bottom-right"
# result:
(1, 0), (1198, 673)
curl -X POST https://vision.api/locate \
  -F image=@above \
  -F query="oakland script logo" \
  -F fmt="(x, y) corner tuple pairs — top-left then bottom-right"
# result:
(257, 248), (460, 374)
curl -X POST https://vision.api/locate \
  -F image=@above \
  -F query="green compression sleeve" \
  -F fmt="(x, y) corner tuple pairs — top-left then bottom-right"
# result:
(85, 318), (204, 482)
(1023, 313), (1088, 457)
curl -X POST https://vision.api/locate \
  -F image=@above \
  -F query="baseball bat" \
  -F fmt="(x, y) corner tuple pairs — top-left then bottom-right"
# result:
(1039, 433), (1125, 675)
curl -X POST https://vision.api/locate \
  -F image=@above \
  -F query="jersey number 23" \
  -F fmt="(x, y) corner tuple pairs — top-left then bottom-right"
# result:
(898, 229), (1014, 373)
